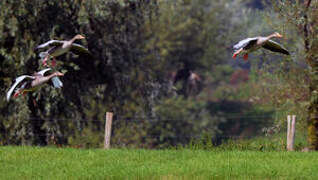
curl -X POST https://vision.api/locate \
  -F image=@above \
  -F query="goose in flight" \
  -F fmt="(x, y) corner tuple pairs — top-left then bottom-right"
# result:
(232, 32), (290, 61)
(35, 34), (90, 66)
(6, 68), (64, 101)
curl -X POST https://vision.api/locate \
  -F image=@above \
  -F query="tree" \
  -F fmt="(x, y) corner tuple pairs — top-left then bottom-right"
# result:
(274, 0), (318, 149)
(0, 0), (284, 148)
(0, 0), (160, 145)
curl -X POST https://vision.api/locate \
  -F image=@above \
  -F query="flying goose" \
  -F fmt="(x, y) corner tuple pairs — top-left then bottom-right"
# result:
(232, 32), (290, 61)
(6, 68), (64, 101)
(35, 34), (90, 66)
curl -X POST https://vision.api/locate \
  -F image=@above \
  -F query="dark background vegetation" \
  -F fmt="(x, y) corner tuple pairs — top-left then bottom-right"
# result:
(0, 0), (316, 149)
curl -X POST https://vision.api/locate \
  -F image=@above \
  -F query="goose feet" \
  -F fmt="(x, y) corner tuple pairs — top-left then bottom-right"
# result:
(42, 56), (49, 67)
(13, 89), (25, 98)
(232, 48), (243, 59)
(232, 53), (238, 59)
(51, 57), (57, 67)
(13, 90), (21, 98)
(42, 55), (57, 67)
(243, 54), (248, 61)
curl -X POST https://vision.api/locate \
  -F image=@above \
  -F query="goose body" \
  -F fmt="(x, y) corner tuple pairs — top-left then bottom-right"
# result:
(35, 35), (90, 66)
(6, 68), (64, 101)
(232, 32), (290, 61)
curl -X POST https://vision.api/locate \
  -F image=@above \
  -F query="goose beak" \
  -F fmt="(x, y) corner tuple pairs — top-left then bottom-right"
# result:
(78, 35), (85, 39)
(56, 72), (64, 77)
(276, 33), (283, 38)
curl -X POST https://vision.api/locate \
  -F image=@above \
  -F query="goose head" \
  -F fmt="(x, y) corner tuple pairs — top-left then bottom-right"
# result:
(49, 71), (64, 78)
(73, 34), (85, 40)
(272, 32), (283, 38)
(53, 72), (64, 77)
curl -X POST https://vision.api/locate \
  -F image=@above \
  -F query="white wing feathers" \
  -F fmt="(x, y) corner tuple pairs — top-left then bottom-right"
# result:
(6, 75), (35, 101)
(37, 68), (52, 76)
(233, 38), (257, 50)
(36, 40), (64, 49)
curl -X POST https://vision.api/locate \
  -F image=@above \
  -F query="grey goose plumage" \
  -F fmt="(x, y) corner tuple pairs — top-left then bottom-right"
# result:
(6, 68), (64, 101)
(232, 32), (290, 61)
(35, 35), (90, 66)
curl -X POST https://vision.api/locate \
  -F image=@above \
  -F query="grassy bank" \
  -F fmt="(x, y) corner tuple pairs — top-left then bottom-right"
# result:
(0, 146), (317, 179)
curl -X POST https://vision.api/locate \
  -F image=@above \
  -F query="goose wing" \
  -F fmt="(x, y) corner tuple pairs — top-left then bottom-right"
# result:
(233, 38), (258, 50)
(262, 40), (290, 55)
(70, 43), (91, 55)
(35, 40), (65, 50)
(7, 75), (35, 101)
(37, 68), (52, 76)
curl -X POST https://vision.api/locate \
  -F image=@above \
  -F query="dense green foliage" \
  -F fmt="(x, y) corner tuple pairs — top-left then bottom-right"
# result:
(271, 0), (318, 149)
(1, 146), (318, 179)
(0, 0), (315, 148)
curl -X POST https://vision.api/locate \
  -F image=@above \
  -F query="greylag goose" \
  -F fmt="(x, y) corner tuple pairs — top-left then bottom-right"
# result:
(232, 32), (290, 61)
(6, 68), (64, 101)
(35, 34), (90, 66)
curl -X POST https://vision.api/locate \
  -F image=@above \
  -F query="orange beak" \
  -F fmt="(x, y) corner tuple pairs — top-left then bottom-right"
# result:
(276, 33), (283, 38)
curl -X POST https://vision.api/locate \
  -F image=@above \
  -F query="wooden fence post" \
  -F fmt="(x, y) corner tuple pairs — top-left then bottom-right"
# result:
(287, 115), (296, 151)
(104, 112), (113, 149)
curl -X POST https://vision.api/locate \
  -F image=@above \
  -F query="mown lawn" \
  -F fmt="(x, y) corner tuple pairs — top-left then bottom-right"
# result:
(0, 146), (317, 179)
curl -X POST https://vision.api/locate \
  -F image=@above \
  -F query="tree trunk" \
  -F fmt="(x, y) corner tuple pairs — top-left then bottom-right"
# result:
(302, 0), (318, 150)
(308, 78), (318, 148)
(307, 56), (318, 150)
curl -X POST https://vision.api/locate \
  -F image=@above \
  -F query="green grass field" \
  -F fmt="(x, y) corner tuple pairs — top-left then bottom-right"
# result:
(0, 146), (317, 179)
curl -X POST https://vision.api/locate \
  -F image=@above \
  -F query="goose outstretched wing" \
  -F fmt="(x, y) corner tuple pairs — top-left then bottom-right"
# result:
(35, 40), (65, 50)
(233, 38), (258, 50)
(70, 43), (91, 55)
(262, 40), (290, 55)
(37, 68), (52, 76)
(7, 75), (35, 101)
